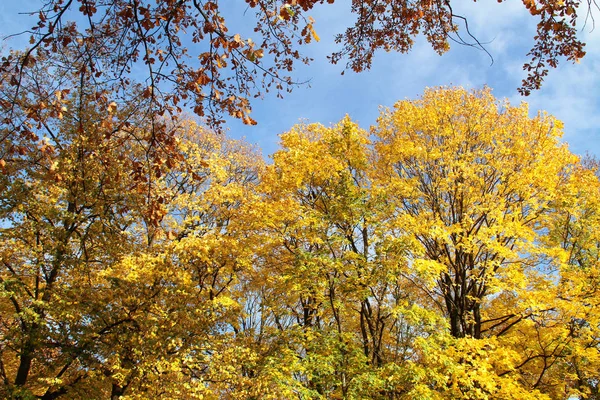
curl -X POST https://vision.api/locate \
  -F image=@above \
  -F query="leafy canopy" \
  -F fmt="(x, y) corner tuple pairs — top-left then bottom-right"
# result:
(1, 0), (595, 132)
(2, 86), (600, 399)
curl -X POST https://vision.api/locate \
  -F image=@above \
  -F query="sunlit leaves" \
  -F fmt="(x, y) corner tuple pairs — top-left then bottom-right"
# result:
(0, 100), (263, 397)
(2, 86), (599, 399)
(373, 87), (577, 340)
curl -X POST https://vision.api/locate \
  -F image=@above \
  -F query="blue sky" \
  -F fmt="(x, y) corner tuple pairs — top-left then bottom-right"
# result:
(2, 0), (599, 158)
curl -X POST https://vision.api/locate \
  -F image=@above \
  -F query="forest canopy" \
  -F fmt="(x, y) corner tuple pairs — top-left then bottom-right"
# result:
(1, 0), (598, 398)
(2, 86), (599, 399)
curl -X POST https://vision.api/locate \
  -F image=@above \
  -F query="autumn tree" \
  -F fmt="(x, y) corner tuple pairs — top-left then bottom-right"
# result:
(371, 87), (600, 398)
(373, 87), (576, 339)
(0, 52), (159, 397)
(239, 117), (430, 398)
(536, 159), (600, 399)
(0, 49), (264, 397)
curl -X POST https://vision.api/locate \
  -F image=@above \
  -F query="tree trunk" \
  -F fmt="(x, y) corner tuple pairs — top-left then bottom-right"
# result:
(111, 383), (127, 400)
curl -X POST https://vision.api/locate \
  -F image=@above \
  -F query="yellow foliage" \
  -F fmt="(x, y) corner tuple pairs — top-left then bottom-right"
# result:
(3, 87), (599, 399)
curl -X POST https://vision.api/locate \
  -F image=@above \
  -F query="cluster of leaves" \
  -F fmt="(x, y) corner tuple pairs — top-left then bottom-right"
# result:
(0, 0), (596, 142)
(2, 83), (600, 399)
